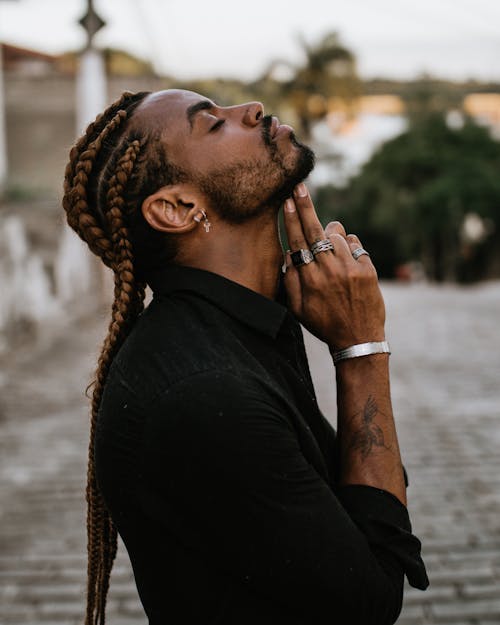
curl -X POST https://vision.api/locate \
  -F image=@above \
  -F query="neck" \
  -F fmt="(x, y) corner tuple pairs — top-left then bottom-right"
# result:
(177, 209), (284, 300)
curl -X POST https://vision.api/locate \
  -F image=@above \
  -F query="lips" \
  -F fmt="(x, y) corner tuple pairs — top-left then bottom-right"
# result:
(270, 116), (280, 139)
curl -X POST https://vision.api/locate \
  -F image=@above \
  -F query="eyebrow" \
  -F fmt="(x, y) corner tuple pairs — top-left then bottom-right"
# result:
(186, 100), (215, 130)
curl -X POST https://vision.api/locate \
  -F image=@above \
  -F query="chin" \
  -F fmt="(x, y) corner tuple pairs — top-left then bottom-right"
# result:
(268, 142), (316, 207)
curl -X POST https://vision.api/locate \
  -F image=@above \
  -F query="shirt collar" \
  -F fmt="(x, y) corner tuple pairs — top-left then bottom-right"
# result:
(147, 264), (289, 339)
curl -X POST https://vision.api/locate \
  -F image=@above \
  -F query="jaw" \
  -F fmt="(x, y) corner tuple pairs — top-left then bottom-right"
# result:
(189, 137), (315, 226)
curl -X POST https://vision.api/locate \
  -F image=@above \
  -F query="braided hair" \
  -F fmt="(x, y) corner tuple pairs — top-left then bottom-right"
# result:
(62, 91), (186, 624)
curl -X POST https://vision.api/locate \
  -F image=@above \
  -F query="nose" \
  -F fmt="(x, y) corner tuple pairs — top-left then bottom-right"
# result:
(226, 101), (264, 126)
(242, 101), (264, 126)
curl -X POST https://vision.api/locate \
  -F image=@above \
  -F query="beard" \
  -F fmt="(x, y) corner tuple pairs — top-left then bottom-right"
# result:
(193, 117), (315, 225)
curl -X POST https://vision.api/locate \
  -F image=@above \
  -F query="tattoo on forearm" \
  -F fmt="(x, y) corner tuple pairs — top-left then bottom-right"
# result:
(347, 395), (392, 459)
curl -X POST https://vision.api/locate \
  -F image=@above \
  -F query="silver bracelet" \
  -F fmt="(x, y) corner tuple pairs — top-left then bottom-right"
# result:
(332, 341), (391, 365)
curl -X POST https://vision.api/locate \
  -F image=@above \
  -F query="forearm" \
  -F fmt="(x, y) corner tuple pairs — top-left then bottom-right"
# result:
(334, 352), (407, 507)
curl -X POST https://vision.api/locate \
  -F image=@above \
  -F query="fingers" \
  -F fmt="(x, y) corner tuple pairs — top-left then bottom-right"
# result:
(284, 198), (309, 252)
(346, 233), (373, 266)
(283, 184), (330, 270)
(325, 221), (347, 239)
(328, 232), (353, 261)
(283, 183), (371, 270)
(290, 183), (325, 245)
(324, 226), (373, 267)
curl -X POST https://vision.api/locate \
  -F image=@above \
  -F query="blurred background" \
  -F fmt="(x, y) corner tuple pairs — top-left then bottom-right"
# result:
(0, 1), (499, 624)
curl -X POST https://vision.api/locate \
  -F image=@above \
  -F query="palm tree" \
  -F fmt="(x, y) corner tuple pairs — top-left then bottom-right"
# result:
(277, 32), (361, 138)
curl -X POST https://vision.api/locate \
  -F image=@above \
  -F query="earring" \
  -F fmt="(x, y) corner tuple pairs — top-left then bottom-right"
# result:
(193, 209), (211, 233)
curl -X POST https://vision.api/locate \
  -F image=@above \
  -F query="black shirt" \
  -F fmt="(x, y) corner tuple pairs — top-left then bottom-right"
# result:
(95, 264), (429, 625)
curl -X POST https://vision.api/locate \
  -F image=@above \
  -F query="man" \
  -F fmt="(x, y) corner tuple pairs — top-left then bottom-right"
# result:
(63, 89), (428, 625)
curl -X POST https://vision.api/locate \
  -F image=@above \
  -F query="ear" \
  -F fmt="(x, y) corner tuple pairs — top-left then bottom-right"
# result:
(141, 184), (205, 234)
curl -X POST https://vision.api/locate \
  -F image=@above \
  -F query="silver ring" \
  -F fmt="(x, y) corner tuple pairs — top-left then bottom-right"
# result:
(352, 247), (370, 260)
(310, 239), (334, 256)
(291, 249), (315, 267)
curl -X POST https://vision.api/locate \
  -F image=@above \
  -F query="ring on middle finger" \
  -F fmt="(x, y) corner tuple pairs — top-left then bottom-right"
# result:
(310, 239), (335, 256)
(291, 249), (315, 267)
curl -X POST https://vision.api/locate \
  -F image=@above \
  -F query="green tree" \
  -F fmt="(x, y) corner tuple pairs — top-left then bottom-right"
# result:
(314, 113), (500, 281)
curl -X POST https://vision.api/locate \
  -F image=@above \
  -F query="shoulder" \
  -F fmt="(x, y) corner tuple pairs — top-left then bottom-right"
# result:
(151, 368), (291, 430)
(108, 294), (240, 403)
(142, 368), (300, 482)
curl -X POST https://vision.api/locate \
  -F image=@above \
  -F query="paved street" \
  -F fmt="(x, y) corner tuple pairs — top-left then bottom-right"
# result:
(1, 282), (500, 625)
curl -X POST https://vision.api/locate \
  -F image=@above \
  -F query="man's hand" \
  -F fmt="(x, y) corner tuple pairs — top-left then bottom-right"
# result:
(283, 183), (408, 507)
(282, 183), (386, 351)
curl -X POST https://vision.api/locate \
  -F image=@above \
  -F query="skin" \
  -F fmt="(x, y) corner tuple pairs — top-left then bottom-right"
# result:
(136, 89), (407, 507)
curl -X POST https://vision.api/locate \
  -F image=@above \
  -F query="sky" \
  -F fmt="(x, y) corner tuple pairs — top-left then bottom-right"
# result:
(1, 0), (500, 82)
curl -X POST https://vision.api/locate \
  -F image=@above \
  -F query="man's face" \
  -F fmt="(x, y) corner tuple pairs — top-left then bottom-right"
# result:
(135, 89), (315, 223)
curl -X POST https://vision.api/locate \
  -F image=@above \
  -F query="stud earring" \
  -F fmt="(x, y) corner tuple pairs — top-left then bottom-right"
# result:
(194, 209), (211, 233)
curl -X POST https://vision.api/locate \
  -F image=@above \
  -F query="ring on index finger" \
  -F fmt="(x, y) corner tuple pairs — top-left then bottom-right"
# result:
(311, 239), (335, 256)
(291, 249), (315, 267)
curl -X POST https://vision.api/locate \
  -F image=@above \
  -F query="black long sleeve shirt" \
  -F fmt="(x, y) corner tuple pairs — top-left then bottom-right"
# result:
(95, 264), (429, 625)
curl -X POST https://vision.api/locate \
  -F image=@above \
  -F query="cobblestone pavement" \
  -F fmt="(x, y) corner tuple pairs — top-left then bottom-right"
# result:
(1, 282), (499, 625)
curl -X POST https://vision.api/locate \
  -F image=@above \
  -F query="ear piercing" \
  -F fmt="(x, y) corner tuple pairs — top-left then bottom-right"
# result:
(193, 209), (211, 233)
(162, 201), (211, 233)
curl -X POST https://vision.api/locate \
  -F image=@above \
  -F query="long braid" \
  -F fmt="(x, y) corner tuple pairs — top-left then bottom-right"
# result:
(91, 142), (145, 622)
(86, 142), (147, 625)
(62, 93), (149, 625)
(63, 90), (186, 625)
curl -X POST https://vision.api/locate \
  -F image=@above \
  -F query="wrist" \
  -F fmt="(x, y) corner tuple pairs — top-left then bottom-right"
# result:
(334, 351), (390, 386)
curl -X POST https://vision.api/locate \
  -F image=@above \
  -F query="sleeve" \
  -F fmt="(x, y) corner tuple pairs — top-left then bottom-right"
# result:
(142, 370), (429, 625)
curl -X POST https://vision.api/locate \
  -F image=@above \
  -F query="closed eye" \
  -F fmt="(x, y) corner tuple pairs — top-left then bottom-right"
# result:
(210, 119), (225, 132)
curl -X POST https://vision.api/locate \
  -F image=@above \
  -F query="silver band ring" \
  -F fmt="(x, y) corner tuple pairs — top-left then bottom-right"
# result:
(352, 247), (370, 260)
(310, 239), (335, 256)
(291, 249), (315, 267)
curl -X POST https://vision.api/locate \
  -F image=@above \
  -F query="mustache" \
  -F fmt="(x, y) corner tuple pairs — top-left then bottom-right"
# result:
(261, 115), (274, 146)
(261, 114), (302, 148)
